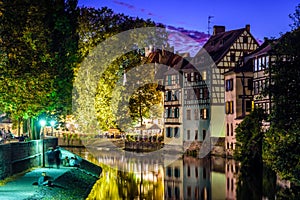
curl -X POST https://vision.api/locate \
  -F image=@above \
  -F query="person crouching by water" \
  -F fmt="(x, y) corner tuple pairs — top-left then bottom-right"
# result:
(69, 156), (80, 167)
(63, 156), (70, 167)
(38, 172), (53, 187)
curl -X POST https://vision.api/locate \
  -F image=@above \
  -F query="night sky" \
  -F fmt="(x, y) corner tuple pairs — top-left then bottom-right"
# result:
(78, 0), (299, 40)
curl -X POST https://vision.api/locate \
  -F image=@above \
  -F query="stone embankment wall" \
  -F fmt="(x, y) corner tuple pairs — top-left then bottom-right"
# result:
(184, 137), (226, 157)
(125, 141), (163, 152)
(0, 138), (57, 180)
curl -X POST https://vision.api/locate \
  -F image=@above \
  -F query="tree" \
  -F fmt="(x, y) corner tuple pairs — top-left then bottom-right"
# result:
(234, 108), (266, 173)
(263, 4), (300, 183)
(128, 83), (162, 127)
(234, 108), (267, 199)
(0, 0), (80, 138)
(74, 7), (167, 133)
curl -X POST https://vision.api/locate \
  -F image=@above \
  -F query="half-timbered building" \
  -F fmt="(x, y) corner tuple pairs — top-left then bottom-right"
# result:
(244, 40), (276, 115)
(192, 24), (259, 143)
(224, 63), (254, 156)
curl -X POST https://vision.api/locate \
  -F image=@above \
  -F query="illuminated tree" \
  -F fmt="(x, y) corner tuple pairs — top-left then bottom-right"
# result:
(0, 0), (79, 138)
(129, 83), (162, 127)
(75, 7), (167, 133)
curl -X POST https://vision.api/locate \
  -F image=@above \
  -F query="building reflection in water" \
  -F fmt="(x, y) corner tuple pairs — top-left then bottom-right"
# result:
(225, 159), (239, 200)
(69, 147), (238, 199)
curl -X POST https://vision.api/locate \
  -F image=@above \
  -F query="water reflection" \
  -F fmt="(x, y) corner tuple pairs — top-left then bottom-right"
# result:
(65, 147), (293, 200)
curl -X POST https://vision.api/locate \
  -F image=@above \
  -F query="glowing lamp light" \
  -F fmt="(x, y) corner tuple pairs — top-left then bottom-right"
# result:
(40, 119), (46, 127)
(50, 120), (56, 127)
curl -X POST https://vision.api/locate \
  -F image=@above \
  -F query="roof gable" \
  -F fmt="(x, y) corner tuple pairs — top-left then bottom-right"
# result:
(202, 28), (245, 64)
(198, 25), (259, 66)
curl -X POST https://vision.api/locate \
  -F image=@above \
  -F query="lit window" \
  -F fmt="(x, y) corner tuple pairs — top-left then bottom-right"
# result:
(225, 101), (234, 114)
(200, 108), (208, 119)
(258, 57), (261, 71)
(171, 75), (178, 85)
(225, 79), (233, 91)
(266, 56), (269, 68)
(202, 71), (207, 80)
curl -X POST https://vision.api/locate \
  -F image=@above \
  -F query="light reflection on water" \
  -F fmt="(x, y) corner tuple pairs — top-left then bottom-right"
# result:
(65, 145), (292, 200)
(65, 147), (235, 200)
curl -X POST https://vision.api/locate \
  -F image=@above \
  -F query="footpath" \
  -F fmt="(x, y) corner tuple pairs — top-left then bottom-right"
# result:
(0, 148), (102, 200)
(0, 167), (71, 200)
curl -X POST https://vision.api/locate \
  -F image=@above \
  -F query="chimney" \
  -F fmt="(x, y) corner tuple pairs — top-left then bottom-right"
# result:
(213, 25), (225, 35)
(245, 24), (250, 32)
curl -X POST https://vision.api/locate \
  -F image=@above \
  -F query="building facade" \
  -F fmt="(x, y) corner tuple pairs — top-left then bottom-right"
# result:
(198, 24), (259, 139)
(224, 64), (254, 155)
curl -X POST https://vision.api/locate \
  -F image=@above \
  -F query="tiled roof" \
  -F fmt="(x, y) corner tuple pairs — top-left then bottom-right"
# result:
(245, 39), (276, 60)
(201, 28), (245, 64)
(146, 49), (193, 75)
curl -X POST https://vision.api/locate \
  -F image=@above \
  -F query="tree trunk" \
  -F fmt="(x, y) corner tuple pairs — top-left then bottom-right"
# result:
(17, 118), (21, 137)
(27, 118), (31, 139)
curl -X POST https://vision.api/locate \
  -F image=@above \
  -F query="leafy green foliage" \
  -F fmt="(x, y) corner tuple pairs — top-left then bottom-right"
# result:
(0, 0), (79, 137)
(74, 7), (167, 133)
(234, 108), (266, 173)
(263, 5), (300, 183)
(129, 83), (162, 127)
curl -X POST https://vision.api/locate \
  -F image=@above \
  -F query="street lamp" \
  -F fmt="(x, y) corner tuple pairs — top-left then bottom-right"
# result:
(39, 119), (46, 167)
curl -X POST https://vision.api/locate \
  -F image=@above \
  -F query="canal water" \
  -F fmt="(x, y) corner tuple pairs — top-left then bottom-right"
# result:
(65, 146), (287, 200)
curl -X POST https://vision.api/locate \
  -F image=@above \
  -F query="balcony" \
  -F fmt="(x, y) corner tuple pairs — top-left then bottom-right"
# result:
(165, 118), (181, 124)
(164, 100), (181, 106)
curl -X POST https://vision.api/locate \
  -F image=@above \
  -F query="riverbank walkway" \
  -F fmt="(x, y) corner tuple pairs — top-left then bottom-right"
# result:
(0, 166), (71, 200)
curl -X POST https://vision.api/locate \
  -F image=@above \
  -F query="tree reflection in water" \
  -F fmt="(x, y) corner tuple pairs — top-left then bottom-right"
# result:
(84, 153), (164, 200)
(236, 163), (300, 200)
(65, 147), (299, 199)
